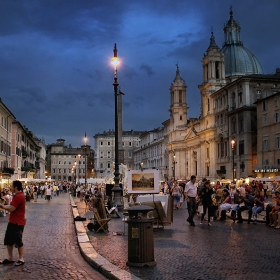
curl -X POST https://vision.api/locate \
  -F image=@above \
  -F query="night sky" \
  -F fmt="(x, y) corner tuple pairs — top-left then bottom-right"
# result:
(0, 0), (279, 147)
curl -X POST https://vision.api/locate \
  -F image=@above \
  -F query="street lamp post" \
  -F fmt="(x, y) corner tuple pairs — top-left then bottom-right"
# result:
(77, 154), (81, 184)
(84, 133), (87, 188)
(172, 152), (176, 179)
(231, 139), (235, 183)
(72, 161), (77, 184)
(111, 43), (123, 211)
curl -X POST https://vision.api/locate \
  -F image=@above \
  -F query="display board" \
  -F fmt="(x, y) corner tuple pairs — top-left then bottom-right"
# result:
(127, 169), (160, 194)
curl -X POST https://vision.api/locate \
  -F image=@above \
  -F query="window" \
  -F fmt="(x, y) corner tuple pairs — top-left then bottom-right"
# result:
(263, 115), (267, 126)
(207, 98), (210, 111)
(129, 151), (132, 158)
(239, 140), (244, 155)
(275, 137), (280, 149)
(263, 159), (269, 166)
(107, 151), (111, 158)
(277, 159), (280, 167)
(238, 92), (243, 103)
(275, 112), (279, 123)
(263, 139), (269, 151)
(100, 141), (103, 146)
(232, 117), (236, 133)
(275, 97), (278, 107)
(221, 138), (224, 157)
(262, 100), (267, 111)
(107, 162), (110, 168)
(100, 163), (103, 168)
(108, 142), (110, 146)
(52, 168), (55, 173)
(231, 92), (236, 109)
(224, 141), (228, 157)
(220, 114), (223, 125)
(129, 142), (132, 147)
(179, 90), (182, 103)
(206, 147), (209, 159)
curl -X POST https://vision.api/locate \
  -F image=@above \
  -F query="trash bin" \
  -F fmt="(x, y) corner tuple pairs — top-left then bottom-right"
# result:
(126, 205), (157, 267)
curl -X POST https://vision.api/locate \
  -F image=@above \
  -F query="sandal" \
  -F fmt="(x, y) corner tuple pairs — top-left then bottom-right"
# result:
(0, 259), (15, 265)
(14, 260), (25, 266)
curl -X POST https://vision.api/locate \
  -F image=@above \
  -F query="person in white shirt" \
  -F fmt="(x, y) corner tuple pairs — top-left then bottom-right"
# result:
(184, 175), (197, 226)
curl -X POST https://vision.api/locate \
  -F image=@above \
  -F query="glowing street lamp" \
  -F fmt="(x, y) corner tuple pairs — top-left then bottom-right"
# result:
(231, 139), (236, 182)
(77, 154), (81, 184)
(111, 43), (123, 211)
(84, 133), (88, 188)
(172, 152), (176, 179)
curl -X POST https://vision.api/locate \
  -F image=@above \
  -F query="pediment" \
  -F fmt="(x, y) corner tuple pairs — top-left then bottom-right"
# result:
(183, 128), (199, 141)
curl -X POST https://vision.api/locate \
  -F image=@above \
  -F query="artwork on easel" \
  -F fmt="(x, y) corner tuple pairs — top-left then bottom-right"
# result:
(127, 169), (160, 194)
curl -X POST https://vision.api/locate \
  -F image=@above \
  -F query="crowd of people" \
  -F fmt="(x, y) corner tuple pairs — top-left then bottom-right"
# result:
(0, 181), (105, 213)
(164, 177), (280, 227)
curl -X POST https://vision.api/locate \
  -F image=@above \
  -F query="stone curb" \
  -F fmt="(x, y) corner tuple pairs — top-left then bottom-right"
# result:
(69, 195), (141, 280)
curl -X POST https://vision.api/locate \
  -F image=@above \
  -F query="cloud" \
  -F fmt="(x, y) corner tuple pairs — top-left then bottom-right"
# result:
(140, 64), (155, 76)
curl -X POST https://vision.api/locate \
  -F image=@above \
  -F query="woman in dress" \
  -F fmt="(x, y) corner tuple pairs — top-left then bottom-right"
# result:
(171, 181), (182, 210)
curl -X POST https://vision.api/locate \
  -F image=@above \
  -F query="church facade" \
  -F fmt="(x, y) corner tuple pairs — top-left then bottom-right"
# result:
(134, 10), (280, 182)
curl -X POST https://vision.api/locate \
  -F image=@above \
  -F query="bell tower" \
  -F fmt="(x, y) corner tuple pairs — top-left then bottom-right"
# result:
(169, 64), (188, 129)
(199, 32), (226, 118)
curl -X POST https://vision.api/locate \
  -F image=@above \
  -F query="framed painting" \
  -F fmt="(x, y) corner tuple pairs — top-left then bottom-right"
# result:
(127, 169), (160, 194)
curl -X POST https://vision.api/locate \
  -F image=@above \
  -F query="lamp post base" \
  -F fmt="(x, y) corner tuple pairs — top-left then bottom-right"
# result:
(112, 186), (123, 212)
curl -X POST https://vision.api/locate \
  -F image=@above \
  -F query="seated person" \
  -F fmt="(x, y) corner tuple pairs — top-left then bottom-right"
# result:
(269, 191), (280, 227)
(231, 190), (242, 221)
(252, 189), (265, 223)
(237, 190), (254, 223)
(217, 189), (232, 220)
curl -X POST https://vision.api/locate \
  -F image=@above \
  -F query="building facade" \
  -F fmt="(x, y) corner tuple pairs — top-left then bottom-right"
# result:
(133, 127), (167, 180)
(46, 139), (94, 183)
(94, 130), (144, 178)
(11, 122), (44, 180)
(254, 87), (280, 177)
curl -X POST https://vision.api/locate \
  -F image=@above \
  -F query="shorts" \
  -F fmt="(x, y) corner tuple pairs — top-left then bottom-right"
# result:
(4, 222), (25, 248)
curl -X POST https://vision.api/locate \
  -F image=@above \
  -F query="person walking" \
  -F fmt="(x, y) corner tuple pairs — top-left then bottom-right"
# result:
(45, 185), (52, 202)
(199, 180), (214, 226)
(33, 185), (38, 202)
(171, 181), (181, 210)
(184, 175), (197, 226)
(0, 180), (26, 266)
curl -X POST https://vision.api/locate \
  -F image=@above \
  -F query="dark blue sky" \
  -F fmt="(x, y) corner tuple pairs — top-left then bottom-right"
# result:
(0, 0), (279, 147)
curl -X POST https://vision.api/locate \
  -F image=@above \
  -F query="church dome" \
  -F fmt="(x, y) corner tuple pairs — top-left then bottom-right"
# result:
(221, 10), (263, 76)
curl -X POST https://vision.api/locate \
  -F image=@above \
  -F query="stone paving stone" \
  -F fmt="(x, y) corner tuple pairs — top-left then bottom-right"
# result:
(74, 196), (280, 280)
(0, 193), (107, 280)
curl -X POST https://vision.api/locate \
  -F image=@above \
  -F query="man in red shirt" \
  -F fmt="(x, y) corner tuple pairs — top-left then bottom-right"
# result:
(0, 180), (26, 266)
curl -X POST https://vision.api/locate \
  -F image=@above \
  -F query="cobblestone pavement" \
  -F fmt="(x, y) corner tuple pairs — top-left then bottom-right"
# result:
(0, 193), (108, 280)
(75, 197), (280, 280)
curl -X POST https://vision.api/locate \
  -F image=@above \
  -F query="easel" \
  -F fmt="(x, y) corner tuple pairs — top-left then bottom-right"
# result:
(151, 194), (164, 230)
